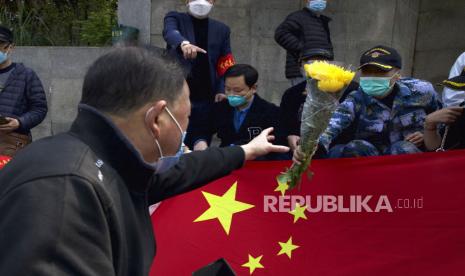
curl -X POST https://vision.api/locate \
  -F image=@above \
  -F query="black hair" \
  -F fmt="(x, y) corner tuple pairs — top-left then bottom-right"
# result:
(224, 64), (259, 88)
(81, 46), (185, 115)
(0, 25), (14, 44)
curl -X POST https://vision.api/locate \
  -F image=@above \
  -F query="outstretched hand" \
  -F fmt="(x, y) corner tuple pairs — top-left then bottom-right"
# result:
(241, 128), (289, 161)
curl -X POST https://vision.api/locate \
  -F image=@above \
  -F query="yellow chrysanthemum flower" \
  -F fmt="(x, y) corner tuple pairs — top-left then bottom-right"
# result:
(304, 61), (355, 93)
(318, 79), (345, 93)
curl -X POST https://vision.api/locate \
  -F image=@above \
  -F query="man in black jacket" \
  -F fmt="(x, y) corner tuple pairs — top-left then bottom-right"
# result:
(191, 64), (283, 160)
(274, 0), (333, 86)
(0, 47), (288, 275)
(0, 25), (48, 156)
(163, 0), (236, 150)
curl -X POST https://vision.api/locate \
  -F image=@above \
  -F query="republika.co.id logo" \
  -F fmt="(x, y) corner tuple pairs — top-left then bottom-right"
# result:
(264, 195), (424, 213)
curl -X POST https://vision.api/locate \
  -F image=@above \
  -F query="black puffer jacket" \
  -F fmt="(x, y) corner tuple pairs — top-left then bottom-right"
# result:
(275, 8), (333, 79)
(0, 104), (245, 276)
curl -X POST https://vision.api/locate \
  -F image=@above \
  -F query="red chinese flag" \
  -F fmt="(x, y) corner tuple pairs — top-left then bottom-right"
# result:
(0, 155), (11, 170)
(150, 150), (465, 275)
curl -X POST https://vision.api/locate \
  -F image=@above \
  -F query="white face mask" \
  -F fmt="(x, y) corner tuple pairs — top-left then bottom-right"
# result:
(145, 106), (187, 174)
(187, 0), (213, 19)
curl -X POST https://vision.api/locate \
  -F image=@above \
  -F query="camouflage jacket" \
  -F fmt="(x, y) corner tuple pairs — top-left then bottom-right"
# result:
(319, 78), (441, 152)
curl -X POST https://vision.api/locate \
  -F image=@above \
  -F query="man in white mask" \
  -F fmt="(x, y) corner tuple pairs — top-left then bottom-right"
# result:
(0, 47), (288, 275)
(163, 0), (235, 151)
(443, 52), (465, 107)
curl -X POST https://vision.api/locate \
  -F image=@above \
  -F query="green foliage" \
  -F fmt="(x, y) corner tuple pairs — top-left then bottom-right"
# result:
(79, 0), (118, 46)
(0, 0), (118, 46)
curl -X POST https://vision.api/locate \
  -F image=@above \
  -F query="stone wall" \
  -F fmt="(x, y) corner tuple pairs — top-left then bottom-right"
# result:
(12, 47), (109, 139)
(118, 0), (152, 44)
(413, 0), (465, 86)
(150, 0), (422, 103)
(9, 0), (465, 140)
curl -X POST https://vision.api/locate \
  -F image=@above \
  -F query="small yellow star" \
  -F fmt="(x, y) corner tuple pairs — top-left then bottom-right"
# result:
(277, 236), (300, 259)
(242, 254), (264, 275)
(274, 177), (289, 196)
(288, 203), (308, 223)
(194, 182), (254, 235)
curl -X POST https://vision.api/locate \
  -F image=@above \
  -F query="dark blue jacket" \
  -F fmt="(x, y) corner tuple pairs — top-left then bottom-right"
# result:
(163, 11), (233, 93)
(192, 95), (279, 147)
(0, 63), (47, 135)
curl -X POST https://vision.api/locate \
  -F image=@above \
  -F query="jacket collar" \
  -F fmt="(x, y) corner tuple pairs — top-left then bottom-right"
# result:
(3, 63), (25, 88)
(303, 8), (332, 22)
(396, 81), (413, 99)
(69, 104), (155, 192)
(237, 94), (264, 133)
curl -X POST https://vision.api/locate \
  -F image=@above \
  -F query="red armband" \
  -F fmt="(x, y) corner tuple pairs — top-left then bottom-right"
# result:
(0, 155), (12, 170)
(216, 53), (235, 76)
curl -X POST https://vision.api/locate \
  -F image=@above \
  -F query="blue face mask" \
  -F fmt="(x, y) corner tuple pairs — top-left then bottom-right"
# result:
(146, 106), (186, 174)
(227, 95), (248, 107)
(155, 131), (186, 174)
(360, 77), (395, 97)
(308, 0), (327, 12)
(0, 51), (8, 64)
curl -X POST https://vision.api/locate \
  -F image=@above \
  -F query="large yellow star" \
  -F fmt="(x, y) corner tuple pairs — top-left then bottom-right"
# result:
(288, 203), (308, 223)
(242, 254), (264, 275)
(274, 177), (289, 196)
(194, 182), (254, 235)
(277, 236), (300, 259)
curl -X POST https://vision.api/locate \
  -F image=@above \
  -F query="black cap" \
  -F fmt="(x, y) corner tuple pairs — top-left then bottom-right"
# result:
(441, 68), (465, 90)
(0, 26), (13, 43)
(358, 45), (402, 71)
(300, 48), (334, 62)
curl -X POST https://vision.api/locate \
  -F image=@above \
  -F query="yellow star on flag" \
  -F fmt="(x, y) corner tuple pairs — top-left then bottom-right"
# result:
(274, 177), (289, 196)
(194, 182), (254, 235)
(242, 254), (264, 275)
(288, 203), (308, 223)
(277, 236), (300, 259)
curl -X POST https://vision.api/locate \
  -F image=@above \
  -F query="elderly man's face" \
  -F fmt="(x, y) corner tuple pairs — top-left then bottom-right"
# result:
(156, 81), (191, 157)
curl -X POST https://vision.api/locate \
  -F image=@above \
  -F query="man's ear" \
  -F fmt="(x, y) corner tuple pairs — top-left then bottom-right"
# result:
(251, 84), (258, 94)
(394, 69), (402, 81)
(145, 100), (167, 139)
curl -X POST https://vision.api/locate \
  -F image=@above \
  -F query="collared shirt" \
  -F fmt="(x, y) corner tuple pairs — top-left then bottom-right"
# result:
(233, 96), (255, 132)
